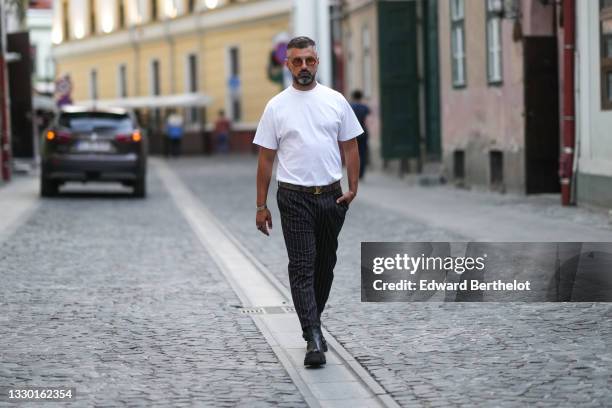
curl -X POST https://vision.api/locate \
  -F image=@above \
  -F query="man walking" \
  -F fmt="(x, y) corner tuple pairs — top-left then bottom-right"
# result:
(253, 36), (362, 367)
(350, 90), (371, 179)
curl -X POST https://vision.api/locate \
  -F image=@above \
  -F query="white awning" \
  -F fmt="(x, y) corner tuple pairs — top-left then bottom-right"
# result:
(33, 95), (56, 111)
(78, 92), (213, 109)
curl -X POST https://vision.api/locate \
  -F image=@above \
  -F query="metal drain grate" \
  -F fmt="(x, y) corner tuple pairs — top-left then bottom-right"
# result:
(238, 306), (296, 315)
(239, 307), (265, 315)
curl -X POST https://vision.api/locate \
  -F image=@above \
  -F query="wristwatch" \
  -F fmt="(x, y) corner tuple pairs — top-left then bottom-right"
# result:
(256, 204), (267, 212)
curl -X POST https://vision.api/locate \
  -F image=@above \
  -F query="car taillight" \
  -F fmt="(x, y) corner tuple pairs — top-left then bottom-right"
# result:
(116, 130), (141, 143)
(47, 130), (72, 143)
(57, 131), (72, 143)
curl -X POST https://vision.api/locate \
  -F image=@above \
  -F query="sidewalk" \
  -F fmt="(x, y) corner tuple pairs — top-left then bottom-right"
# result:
(359, 169), (612, 241)
(0, 173), (39, 244)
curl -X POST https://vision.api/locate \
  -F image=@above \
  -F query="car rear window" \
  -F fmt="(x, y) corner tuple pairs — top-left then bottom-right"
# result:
(58, 112), (133, 133)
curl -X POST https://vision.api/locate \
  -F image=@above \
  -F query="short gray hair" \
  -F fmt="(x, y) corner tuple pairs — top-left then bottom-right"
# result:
(287, 36), (316, 50)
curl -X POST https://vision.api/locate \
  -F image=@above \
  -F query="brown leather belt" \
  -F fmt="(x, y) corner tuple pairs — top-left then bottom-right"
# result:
(278, 181), (341, 195)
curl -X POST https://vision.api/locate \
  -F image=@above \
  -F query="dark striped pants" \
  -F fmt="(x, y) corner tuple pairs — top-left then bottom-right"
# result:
(277, 185), (348, 331)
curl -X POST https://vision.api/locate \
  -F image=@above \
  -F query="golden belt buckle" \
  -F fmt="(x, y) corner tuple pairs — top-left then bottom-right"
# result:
(314, 186), (322, 195)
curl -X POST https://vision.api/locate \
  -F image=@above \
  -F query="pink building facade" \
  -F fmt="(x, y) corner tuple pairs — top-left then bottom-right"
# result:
(439, 0), (561, 194)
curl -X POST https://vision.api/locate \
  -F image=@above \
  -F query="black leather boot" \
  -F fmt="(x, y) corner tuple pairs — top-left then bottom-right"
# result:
(303, 329), (328, 352)
(303, 326), (326, 367)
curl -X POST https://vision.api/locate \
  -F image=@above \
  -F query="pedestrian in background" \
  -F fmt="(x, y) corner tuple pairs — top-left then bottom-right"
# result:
(165, 110), (184, 157)
(350, 90), (371, 179)
(254, 36), (362, 367)
(213, 110), (231, 154)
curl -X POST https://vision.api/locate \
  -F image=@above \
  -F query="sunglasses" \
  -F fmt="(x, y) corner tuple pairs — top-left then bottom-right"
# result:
(289, 57), (318, 67)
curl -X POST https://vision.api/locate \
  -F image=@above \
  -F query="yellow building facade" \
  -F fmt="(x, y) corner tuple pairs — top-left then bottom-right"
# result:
(52, 0), (291, 153)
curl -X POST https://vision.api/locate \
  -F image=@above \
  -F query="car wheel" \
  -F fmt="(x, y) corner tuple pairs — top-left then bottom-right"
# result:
(133, 175), (146, 198)
(40, 177), (58, 197)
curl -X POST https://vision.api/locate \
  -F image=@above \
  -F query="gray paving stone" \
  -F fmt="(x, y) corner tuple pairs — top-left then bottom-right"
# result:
(170, 156), (612, 408)
(0, 170), (307, 407)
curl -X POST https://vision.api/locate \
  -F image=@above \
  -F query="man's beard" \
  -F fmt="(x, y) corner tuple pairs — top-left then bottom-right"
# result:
(294, 70), (314, 86)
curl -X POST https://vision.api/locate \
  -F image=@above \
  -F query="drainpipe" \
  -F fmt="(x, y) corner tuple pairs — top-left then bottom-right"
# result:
(416, 0), (425, 173)
(560, 0), (575, 206)
(0, 1), (11, 182)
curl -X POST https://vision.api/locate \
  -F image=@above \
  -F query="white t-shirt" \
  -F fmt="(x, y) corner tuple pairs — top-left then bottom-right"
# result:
(253, 83), (363, 186)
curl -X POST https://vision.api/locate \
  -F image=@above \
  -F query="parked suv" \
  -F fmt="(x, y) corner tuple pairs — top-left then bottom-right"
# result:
(41, 106), (147, 197)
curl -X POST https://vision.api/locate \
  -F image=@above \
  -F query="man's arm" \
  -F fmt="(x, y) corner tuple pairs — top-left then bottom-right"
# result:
(256, 146), (277, 235)
(337, 138), (360, 205)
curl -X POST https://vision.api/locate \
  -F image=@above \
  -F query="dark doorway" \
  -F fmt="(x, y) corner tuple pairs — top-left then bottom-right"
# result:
(524, 37), (560, 194)
(453, 150), (465, 181)
(490, 150), (503, 189)
(8, 32), (34, 159)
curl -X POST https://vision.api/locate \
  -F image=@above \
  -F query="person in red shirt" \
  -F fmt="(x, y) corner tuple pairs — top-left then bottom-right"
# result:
(213, 110), (231, 154)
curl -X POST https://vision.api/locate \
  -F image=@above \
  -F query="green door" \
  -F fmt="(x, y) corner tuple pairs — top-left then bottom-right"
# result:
(378, 0), (419, 160)
(424, 0), (441, 160)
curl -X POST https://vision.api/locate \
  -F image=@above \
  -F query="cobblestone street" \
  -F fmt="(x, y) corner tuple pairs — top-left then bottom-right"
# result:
(0, 170), (305, 407)
(1, 156), (610, 407)
(170, 156), (612, 407)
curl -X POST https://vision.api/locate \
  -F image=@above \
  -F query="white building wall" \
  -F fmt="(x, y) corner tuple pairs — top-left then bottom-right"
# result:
(292, 0), (331, 86)
(28, 8), (54, 87)
(577, 1), (612, 177)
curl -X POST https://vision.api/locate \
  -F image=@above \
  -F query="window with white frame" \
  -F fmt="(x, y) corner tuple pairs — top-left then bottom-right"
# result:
(118, 64), (128, 98)
(486, 0), (503, 84)
(149, 59), (161, 128)
(150, 59), (160, 95)
(186, 53), (200, 124)
(227, 46), (241, 122)
(89, 68), (98, 100)
(450, 0), (466, 87)
(362, 25), (372, 98)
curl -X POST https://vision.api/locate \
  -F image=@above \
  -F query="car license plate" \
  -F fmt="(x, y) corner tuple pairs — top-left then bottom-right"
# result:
(76, 141), (112, 152)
